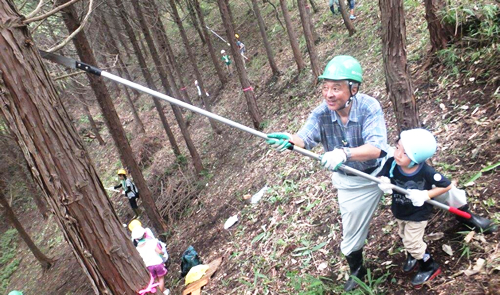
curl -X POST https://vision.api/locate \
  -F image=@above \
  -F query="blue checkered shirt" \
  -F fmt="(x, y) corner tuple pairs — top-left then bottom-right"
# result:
(297, 93), (388, 172)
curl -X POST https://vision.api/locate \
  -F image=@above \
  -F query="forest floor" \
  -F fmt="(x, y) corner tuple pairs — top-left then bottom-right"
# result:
(3, 0), (499, 294)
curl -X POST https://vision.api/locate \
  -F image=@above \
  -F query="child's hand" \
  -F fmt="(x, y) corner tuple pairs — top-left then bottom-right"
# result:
(406, 189), (430, 207)
(378, 177), (393, 194)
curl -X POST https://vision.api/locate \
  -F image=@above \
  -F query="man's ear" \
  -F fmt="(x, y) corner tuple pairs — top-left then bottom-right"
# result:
(350, 83), (359, 95)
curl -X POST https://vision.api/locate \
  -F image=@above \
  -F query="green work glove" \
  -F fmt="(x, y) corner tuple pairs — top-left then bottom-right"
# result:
(266, 132), (293, 152)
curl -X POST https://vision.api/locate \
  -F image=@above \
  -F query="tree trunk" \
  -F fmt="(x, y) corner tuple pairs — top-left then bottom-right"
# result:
(338, 0), (356, 36)
(379, 0), (420, 132)
(0, 2), (152, 293)
(57, 0), (167, 233)
(145, 0), (194, 105)
(217, 0), (262, 129)
(297, 0), (321, 80)
(186, 0), (206, 44)
(168, 0), (222, 135)
(193, 0), (228, 85)
(424, 0), (454, 53)
(113, 0), (182, 158)
(99, 15), (146, 135)
(0, 182), (54, 269)
(131, 0), (204, 175)
(24, 171), (50, 219)
(308, 0), (318, 13)
(251, 0), (280, 76)
(81, 100), (106, 145)
(279, 0), (305, 72)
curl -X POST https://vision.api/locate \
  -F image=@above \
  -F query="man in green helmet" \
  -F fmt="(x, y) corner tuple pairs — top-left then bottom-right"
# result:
(266, 55), (388, 291)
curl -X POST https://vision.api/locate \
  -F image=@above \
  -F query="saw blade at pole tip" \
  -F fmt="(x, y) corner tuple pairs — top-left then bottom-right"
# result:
(38, 50), (77, 69)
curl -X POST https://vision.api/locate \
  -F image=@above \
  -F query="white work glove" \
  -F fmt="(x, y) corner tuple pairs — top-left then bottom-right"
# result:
(320, 149), (347, 171)
(378, 177), (393, 194)
(406, 189), (430, 207)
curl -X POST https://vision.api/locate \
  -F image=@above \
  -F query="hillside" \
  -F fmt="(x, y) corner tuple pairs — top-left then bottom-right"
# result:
(2, 0), (499, 294)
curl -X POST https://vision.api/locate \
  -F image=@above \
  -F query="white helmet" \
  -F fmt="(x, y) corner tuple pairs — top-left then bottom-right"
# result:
(400, 129), (437, 166)
(221, 49), (226, 54)
(131, 226), (146, 240)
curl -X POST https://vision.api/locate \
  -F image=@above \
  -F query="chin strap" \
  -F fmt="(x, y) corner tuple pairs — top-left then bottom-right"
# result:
(338, 81), (356, 111)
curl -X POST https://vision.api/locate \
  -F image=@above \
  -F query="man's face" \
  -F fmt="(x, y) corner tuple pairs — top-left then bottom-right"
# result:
(321, 80), (353, 111)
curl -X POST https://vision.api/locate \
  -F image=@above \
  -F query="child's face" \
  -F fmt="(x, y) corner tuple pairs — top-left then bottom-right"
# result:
(394, 140), (412, 167)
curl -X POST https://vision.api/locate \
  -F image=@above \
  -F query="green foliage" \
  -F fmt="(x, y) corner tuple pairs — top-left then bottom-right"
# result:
(286, 271), (334, 294)
(0, 229), (19, 294)
(350, 268), (390, 295)
(438, 1), (500, 78)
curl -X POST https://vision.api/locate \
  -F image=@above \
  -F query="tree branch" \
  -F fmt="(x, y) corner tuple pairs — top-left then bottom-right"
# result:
(25, 0), (45, 19)
(45, 0), (94, 53)
(22, 0), (83, 25)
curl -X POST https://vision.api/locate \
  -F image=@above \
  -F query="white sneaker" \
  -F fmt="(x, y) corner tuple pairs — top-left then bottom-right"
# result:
(163, 289), (170, 295)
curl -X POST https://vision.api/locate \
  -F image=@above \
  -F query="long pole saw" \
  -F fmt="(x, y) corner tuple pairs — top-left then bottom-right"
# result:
(205, 25), (230, 46)
(39, 50), (472, 220)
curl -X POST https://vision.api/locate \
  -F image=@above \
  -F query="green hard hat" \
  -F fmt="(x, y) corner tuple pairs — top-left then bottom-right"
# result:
(8, 291), (23, 295)
(318, 55), (363, 83)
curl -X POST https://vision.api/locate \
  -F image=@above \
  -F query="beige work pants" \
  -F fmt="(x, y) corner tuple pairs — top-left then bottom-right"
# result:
(397, 219), (428, 260)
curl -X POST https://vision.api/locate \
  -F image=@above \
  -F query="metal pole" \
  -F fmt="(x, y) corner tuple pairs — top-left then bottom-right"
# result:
(98, 70), (471, 220)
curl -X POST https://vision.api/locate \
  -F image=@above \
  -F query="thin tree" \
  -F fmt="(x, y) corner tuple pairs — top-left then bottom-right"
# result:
(279, 0), (305, 72)
(424, 0), (455, 54)
(99, 14), (146, 134)
(297, 0), (321, 79)
(168, 0), (222, 134)
(81, 97), (106, 145)
(250, 0), (280, 76)
(186, 0), (206, 44)
(112, 0), (182, 158)
(338, 0), (356, 36)
(57, 0), (167, 233)
(131, 0), (204, 174)
(193, 0), (228, 85)
(143, 0), (194, 105)
(0, 2), (150, 292)
(379, 0), (420, 131)
(0, 181), (54, 269)
(217, 0), (262, 129)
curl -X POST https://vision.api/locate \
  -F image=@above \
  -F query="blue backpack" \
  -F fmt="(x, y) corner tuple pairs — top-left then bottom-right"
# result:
(180, 246), (202, 277)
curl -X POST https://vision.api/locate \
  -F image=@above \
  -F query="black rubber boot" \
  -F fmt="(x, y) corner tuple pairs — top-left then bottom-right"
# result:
(329, 5), (335, 15)
(403, 252), (418, 273)
(411, 255), (441, 289)
(457, 205), (498, 234)
(344, 248), (367, 292)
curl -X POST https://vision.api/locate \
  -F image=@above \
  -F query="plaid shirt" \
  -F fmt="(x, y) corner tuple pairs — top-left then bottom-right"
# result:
(297, 93), (388, 172)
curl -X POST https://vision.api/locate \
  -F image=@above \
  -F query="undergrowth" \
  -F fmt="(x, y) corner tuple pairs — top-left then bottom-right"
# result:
(0, 229), (19, 294)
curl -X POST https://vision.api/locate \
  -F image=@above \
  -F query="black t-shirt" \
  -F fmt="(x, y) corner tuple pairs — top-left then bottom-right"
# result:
(378, 158), (451, 221)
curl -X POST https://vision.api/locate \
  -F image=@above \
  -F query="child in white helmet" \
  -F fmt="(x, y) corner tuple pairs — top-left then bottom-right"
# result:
(377, 128), (451, 289)
(220, 49), (232, 75)
(132, 227), (170, 295)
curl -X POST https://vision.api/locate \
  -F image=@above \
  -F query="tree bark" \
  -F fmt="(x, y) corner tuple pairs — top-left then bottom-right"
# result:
(168, 0), (223, 134)
(81, 99), (106, 145)
(297, 0), (321, 80)
(308, 0), (318, 13)
(57, 0), (167, 233)
(113, 0), (182, 158)
(217, 0), (263, 129)
(251, 0), (280, 76)
(0, 2), (152, 293)
(338, 0), (356, 36)
(279, 0), (305, 72)
(379, 0), (420, 132)
(131, 0), (204, 175)
(186, 0), (206, 44)
(144, 0), (194, 105)
(193, 0), (228, 85)
(99, 15), (146, 135)
(424, 0), (454, 54)
(0, 181), (54, 269)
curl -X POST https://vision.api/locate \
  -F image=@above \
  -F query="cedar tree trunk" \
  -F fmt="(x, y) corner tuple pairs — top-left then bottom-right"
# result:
(297, 0), (321, 79)
(379, 0), (420, 132)
(251, 0), (280, 76)
(279, 0), (305, 72)
(57, 0), (168, 233)
(0, 2), (152, 293)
